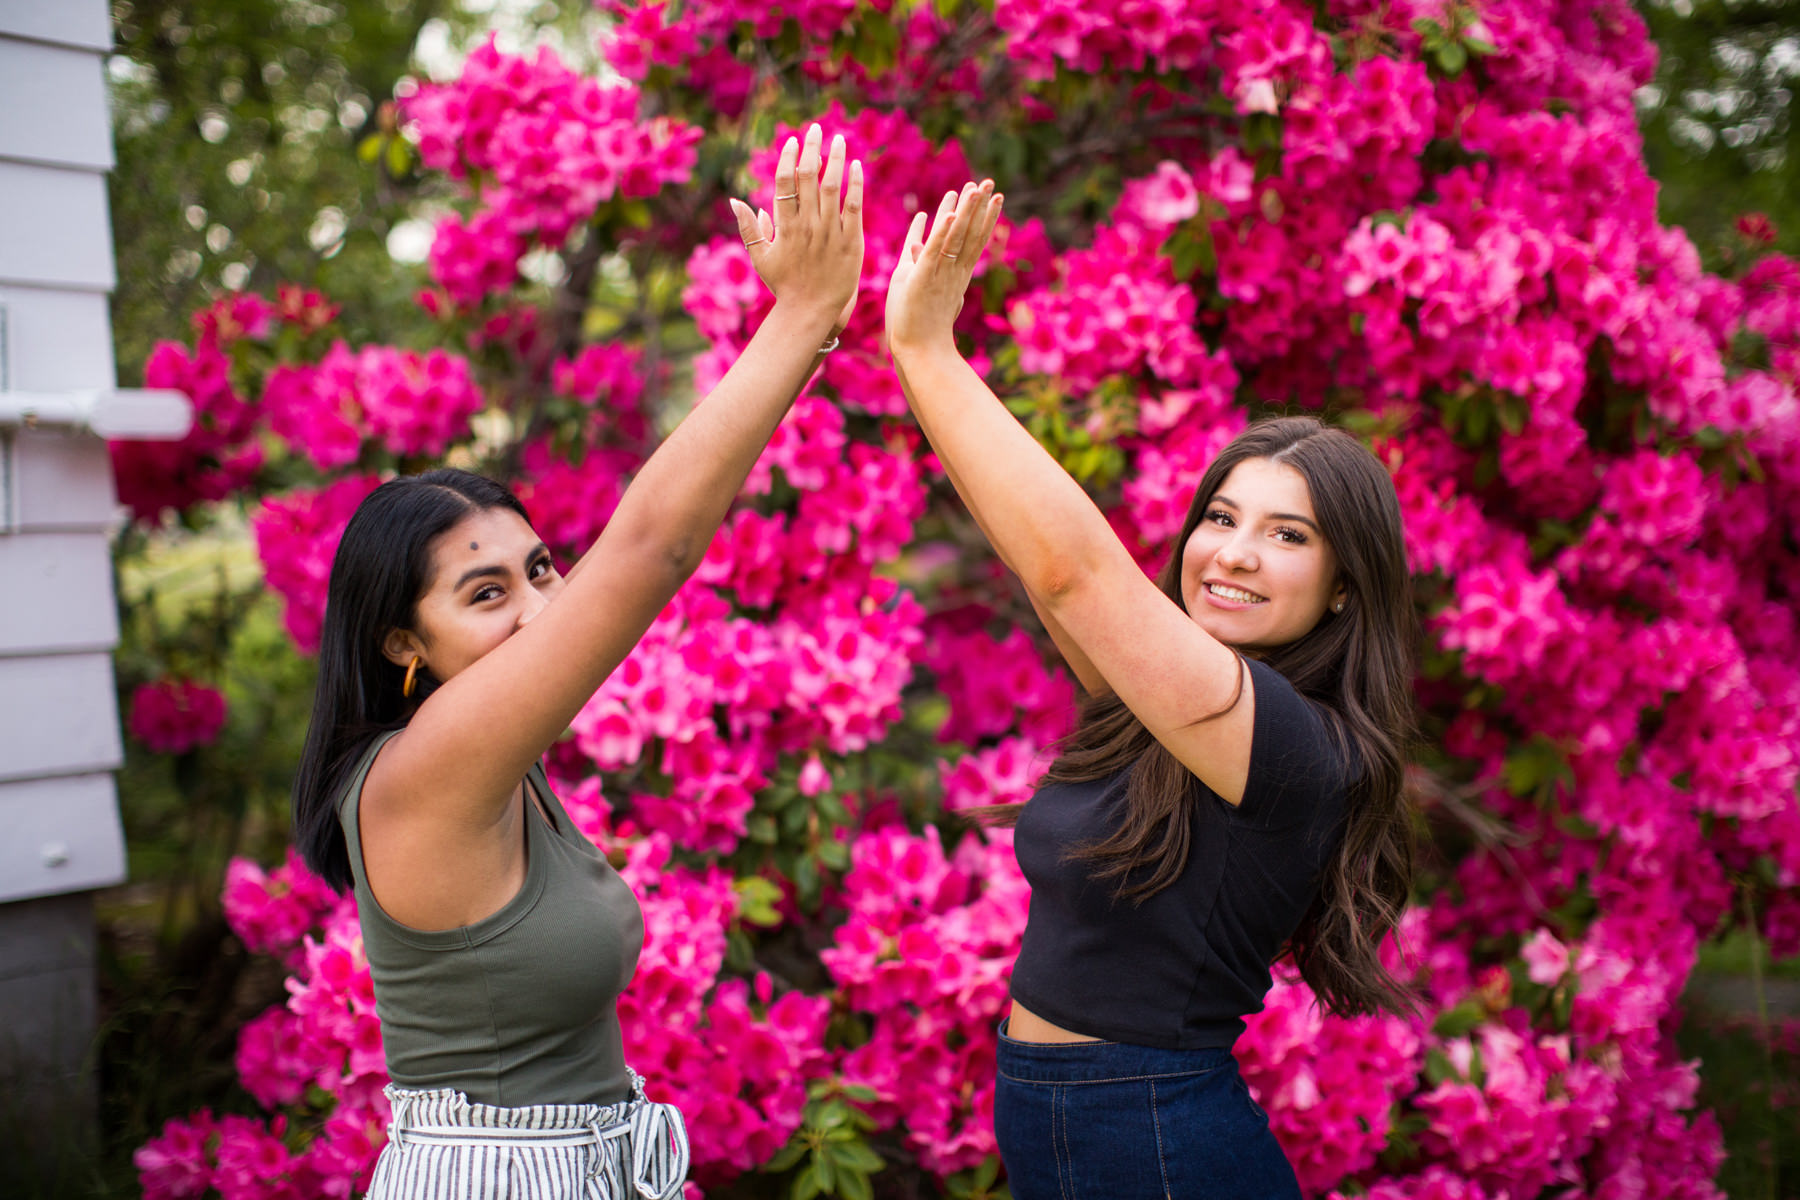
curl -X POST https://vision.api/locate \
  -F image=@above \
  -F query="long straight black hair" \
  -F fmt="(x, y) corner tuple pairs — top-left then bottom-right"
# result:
(1036, 416), (1420, 1017)
(292, 469), (531, 892)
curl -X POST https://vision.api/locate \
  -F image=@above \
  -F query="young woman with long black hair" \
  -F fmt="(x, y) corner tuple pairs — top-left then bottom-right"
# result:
(290, 125), (862, 1200)
(886, 183), (1419, 1199)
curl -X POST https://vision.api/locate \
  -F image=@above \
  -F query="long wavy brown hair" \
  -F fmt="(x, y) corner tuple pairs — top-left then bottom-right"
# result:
(1018, 416), (1420, 1018)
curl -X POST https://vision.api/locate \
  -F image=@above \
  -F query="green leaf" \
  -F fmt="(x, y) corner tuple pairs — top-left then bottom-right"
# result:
(1423, 1045), (1461, 1085)
(838, 1167), (875, 1200)
(748, 813), (779, 844)
(356, 133), (382, 164)
(734, 875), (785, 927)
(794, 853), (820, 903)
(834, 1140), (885, 1173)
(816, 838), (850, 872)
(1432, 998), (1486, 1038)
(810, 1152), (837, 1194)
(765, 1141), (808, 1173)
(816, 792), (850, 826)
(618, 200), (653, 229)
(781, 802), (812, 836)
(1463, 35), (1498, 56)
(384, 136), (411, 178)
(1436, 41), (1469, 76)
(792, 1166), (823, 1200)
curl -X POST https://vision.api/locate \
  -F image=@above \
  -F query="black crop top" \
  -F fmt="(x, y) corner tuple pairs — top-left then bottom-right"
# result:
(1009, 657), (1352, 1049)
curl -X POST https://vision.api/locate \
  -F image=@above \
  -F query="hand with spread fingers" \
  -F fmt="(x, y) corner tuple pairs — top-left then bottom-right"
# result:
(728, 123), (864, 343)
(885, 180), (1004, 359)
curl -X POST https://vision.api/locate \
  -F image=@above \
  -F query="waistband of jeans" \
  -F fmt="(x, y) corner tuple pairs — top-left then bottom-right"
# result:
(995, 1021), (1241, 1083)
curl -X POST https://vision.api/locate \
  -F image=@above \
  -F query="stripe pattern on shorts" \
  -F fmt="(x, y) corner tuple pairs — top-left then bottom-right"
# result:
(366, 1071), (689, 1200)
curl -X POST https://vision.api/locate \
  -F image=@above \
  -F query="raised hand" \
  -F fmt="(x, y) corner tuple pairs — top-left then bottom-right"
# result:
(885, 180), (1004, 358)
(729, 124), (864, 339)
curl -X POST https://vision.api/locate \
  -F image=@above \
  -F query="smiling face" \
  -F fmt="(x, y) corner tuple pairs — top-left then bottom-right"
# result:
(1178, 457), (1345, 652)
(382, 507), (563, 686)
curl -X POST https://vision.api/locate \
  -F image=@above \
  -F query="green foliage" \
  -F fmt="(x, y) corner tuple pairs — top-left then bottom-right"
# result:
(107, 0), (460, 383)
(1636, 0), (1800, 269)
(944, 1156), (1011, 1200)
(1412, 6), (1498, 79)
(763, 1081), (885, 1200)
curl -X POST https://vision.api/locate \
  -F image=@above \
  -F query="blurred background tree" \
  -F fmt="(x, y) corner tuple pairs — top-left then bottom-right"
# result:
(107, 0), (608, 383)
(1638, 0), (1800, 268)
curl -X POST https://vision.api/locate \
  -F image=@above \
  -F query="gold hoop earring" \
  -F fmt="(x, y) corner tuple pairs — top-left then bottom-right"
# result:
(403, 655), (422, 699)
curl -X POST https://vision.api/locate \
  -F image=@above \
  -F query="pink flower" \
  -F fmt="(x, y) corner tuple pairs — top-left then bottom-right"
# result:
(127, 679), (228, 754)
(1519, 928), (1571, 986)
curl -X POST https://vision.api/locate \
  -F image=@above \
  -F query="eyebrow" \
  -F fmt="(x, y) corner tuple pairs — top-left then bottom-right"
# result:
(1211, 496), (1322, 534)
(451, 543), (552, 592)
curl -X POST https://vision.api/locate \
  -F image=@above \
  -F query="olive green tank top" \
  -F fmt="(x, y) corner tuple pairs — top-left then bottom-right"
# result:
(337, 731), (644, 1106)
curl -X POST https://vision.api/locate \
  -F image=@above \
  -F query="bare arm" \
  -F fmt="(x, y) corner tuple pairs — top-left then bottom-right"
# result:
(373, 126), (864, 829)
(886, 186), (1254, 801)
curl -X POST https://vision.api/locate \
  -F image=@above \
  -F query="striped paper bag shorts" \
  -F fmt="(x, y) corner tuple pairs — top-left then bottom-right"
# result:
(367, 1071), (689, 1200)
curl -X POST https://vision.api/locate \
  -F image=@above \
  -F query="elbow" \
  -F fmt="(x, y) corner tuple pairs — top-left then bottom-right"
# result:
(1029, 560), (1086, 606)
(614, 519), (705, 594)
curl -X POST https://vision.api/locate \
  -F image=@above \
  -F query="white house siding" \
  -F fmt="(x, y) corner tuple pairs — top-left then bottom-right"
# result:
(0, 0), (138, 1183)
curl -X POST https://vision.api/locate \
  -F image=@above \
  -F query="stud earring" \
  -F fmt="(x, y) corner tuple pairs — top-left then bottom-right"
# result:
(1333, 601), (1345, 614)
(403, 655), (422, 698)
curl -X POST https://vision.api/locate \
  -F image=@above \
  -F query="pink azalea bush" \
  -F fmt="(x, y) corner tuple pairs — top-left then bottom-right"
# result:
(125, 1), (1800, 1197)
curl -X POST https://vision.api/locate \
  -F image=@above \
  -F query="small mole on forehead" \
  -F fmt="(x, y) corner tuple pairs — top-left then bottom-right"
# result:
(469, 541), (479, 550)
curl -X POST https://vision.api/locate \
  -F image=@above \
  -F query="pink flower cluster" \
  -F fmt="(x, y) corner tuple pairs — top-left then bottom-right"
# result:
(992, 0), (1219, 78)
(1239, 970), (1422, 1191)
(598, 0), (863, 117)
(266, 342), (484, 468)
(250, 475), (382, 654)
(111, 336), (261, 524)
(823, 825), (1031, 1174)
(222, 848), (345, 962)
(127, 679), (228, 754)
(136, 899), (390, 1200)
(607, 834), (834, 1179)
(922, 624), (1074, 747)
(568, 579), (925, 854)
(406, 38), (701, 304)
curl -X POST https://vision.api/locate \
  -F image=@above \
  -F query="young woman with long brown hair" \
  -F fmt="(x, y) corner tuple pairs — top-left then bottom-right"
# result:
(885, 182), (1419, 1199)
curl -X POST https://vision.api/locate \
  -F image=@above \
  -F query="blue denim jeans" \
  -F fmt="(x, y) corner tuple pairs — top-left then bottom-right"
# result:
(993, 1023), (1301, 1200)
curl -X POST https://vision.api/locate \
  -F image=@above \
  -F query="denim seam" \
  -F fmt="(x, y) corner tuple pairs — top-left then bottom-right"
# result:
(1150, 1078), (1174, 1199)
(1054, 1084), (1073, 1200)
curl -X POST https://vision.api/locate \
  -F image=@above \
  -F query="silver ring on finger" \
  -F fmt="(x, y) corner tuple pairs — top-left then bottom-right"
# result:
(743, 237), (766, 247)
(941, 251), (959, 260)
(775, 192), (799, 202)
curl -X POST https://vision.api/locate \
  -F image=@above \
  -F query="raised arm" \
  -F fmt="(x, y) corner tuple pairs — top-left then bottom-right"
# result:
(375, 125), (864, 825)
(886, 185), (1256, 802)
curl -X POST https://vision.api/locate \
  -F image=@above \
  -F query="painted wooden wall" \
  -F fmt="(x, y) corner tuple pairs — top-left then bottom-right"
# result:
(0, 0), (149, 1180)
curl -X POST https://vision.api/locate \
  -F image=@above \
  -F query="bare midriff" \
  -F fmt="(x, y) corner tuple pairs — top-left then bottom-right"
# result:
(1006, 999), (1104, 1044)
